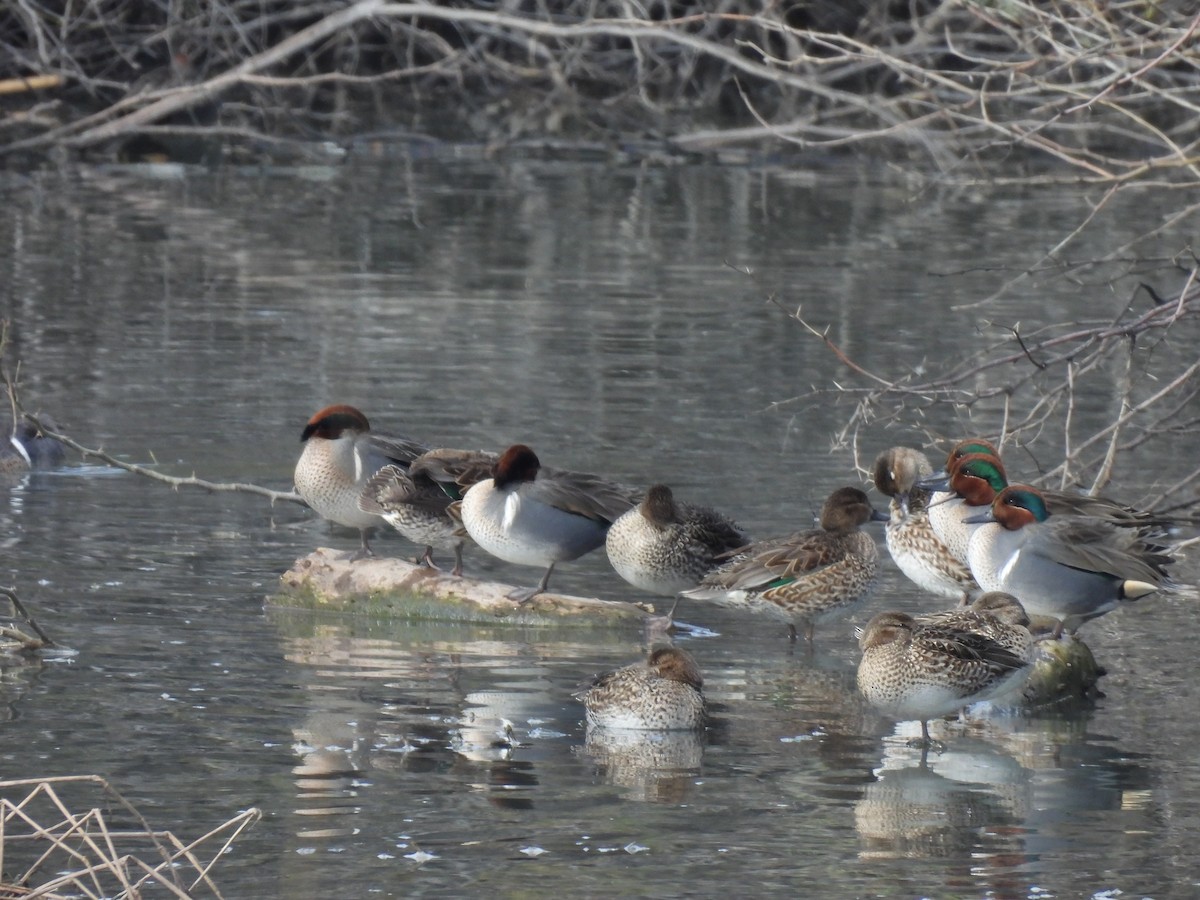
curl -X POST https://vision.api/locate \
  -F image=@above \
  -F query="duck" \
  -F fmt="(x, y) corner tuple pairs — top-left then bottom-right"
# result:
(917, 591), (1036, 661)
(294, 404), (428, 560)
(919, 439), (1171, 560)
(922, 438), (1001, 528)
(576, 646), (705, 731)
(962, 485), (1173, 633)
(871, 447), (978, 602)
(917, 452), (1013, 566)
(357, 448), (498, 575)
(457, 444), (637, 602)
(856, 598), (1035, 747)
(679, 486), (887, 642)
(1, 414), (67, 474)
(605, 484), (750, 597)
(17, 415), (67, 468)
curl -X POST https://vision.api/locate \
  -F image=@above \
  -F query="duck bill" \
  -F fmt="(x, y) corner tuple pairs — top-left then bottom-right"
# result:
(870, 508), (890, 523)
(9, 436), (31, 466)
(913, 472), (951, 492)
(961, 509), (997, 525)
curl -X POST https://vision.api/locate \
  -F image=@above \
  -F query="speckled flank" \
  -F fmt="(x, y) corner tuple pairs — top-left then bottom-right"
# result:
(578, 646), (706, 730)
(605, 484), (749, 596)
(293, 405), (428, 558)
(358, 463), (466, 573)
(872, 447), (977, 601)
(856, 599), (1035, 742)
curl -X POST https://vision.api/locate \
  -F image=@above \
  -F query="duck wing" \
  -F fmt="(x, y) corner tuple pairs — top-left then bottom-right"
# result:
(366, 433), (430, 467)
(527, 470), (639, 524)
(1029, 517), (1171, 582)
(700, 529), (845, 592)
(409, 449), (499, 500)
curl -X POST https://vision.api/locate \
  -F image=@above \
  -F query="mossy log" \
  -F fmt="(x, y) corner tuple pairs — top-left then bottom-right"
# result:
(1021, 633), (1105, 707)
(273, 548), (654, 627)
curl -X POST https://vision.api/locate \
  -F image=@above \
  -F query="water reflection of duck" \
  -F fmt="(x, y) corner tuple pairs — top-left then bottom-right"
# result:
(577, 726), (705, 803)
(856, 736), (1030, 862)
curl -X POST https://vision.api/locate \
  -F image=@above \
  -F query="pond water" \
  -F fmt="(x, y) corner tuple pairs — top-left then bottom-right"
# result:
(0, 153), (1197, 898)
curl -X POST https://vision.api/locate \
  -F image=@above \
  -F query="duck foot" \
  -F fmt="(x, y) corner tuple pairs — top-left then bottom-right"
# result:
(350, 528), (376, 562)
(509, 564), (555, 605)
(905, 721), (945, 754)
(508, 586), (544, 605)
(416, 546), (443, 571)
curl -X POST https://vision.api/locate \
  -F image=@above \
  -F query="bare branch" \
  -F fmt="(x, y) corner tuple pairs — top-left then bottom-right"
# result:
(23, 413), (305, 506)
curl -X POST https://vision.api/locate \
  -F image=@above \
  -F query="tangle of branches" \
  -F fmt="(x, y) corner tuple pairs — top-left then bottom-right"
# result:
(762, 261), (1200, 524)
(1, 1), (1198, 178)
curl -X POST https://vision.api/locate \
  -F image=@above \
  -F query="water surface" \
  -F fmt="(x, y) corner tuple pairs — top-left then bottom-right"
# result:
(0, 156), (1196, 897)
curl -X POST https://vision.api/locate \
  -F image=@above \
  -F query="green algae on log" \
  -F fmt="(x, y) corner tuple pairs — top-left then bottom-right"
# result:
(1021, 633), (1105, 708)
(274, 548), (654, 626)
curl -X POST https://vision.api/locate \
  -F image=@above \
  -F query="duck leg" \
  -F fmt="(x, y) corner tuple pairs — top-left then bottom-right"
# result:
(510, 564), (555, 604)
(905, 719), (945, 753)
(350, 528), (376, 562)
(417, 545), (442, 571)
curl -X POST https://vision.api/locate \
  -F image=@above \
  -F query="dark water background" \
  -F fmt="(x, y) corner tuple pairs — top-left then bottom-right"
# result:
(0, 155), (1197, 898)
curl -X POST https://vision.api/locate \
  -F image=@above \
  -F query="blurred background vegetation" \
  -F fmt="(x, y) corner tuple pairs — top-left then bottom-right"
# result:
(1, 0), (1198, 177)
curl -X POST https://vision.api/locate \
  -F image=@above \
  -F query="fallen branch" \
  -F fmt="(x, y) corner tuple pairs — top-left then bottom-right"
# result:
(0, 585), (55, 650)
(22, 412), (305, 507)
(0, 74), (64, 95)
(2, 324), (303, 512)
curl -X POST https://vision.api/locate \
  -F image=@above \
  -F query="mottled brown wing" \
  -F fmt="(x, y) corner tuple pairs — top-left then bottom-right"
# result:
(918, 627), (1027, 677)
(359, 464), (452, 519)
(703, 529), (844, 592)
(409, 449), (498, 500)
(679, 502), (751, 554)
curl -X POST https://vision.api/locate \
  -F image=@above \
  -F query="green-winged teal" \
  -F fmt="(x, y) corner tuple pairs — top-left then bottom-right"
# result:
(681, 486), (887, 641)
(458, 444), (637, 602)
(856, 598), (1034, 746)
(872, 447), (978, 602)
(576, 646), (705, 730)
(963, 485), (1173, 633)
(605, 484), (749, 597)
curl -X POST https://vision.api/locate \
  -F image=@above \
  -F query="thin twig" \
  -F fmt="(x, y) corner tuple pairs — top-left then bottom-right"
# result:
(0, 586), (54, 648)
(22, 413), (304, 506)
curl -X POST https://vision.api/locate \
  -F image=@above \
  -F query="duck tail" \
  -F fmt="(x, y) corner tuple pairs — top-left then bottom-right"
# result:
(1119, 579), (1158, 600)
